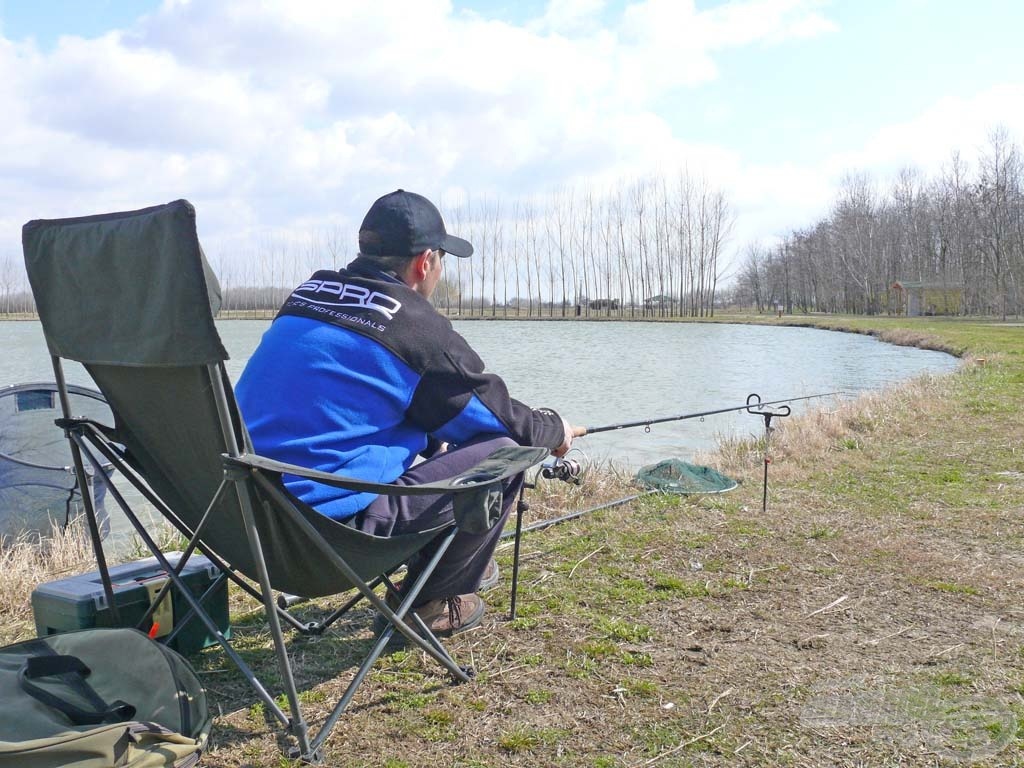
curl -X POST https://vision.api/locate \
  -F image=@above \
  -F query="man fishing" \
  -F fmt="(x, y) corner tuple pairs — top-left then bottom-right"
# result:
(236, 189), (583, 638)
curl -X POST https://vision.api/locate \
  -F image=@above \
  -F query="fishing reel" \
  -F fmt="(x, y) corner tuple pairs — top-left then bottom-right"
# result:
(540, 456), (583, 485)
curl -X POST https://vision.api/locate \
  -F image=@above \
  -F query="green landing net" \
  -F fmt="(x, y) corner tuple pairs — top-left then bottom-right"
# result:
(635, 459), (738, 495)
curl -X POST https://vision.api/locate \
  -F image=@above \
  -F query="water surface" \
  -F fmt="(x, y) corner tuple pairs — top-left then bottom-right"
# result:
(1, 319), (957, 546)
(2, 318), (958, 466)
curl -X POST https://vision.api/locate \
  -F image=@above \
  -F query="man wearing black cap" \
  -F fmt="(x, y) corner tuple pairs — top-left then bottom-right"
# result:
(236, 190), (580, 639)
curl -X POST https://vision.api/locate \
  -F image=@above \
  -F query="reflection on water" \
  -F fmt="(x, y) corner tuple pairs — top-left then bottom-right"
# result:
(2, 319), (958, 546)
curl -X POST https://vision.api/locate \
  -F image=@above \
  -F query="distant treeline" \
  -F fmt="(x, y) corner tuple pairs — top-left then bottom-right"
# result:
(731, 128), (1024, 318)
(1, 170), (735, 320)
(0, 291), (35, 315)
(215, 171), (731, 319)
(3, 130), (1023, 320)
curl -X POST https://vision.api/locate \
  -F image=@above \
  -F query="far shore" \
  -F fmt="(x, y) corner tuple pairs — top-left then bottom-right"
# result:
(5, 309), (1008, 360)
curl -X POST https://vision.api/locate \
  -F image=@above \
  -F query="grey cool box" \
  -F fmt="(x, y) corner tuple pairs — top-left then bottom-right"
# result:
(31, 552), (230, 656)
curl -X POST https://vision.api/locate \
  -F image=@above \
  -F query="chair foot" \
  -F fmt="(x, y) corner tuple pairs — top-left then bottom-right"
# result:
(303, 621), (325, 635)
(457, 665), (476, 681)
(277, 592), (308, 609)
(287, 744), (323, 764)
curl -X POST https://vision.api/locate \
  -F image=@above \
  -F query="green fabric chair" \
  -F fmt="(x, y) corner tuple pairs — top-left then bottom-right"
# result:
(22, 200), (546, 763)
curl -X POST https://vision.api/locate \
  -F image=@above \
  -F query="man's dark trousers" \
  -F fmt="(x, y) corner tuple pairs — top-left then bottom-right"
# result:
(347, 435), (523, 603)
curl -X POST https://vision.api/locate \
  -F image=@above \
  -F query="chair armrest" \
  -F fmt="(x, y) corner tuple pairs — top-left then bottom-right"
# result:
(222, 446), (548, 497)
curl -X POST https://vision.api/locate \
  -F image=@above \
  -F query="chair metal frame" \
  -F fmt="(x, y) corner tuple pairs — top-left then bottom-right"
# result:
(49, 356), (539, 762)
(24, 199), (544, 762)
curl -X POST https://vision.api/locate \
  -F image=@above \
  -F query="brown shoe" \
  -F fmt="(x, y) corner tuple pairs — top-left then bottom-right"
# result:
(375, 593), (486, 641)
(413, 593), (486, 636)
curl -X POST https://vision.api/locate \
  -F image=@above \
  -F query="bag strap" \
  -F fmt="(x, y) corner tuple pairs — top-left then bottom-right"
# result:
(19, 654), (137, 726)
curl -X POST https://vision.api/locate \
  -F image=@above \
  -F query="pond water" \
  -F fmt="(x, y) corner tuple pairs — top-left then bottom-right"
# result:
(1, 319), (958, 547)
(3, 318), (959, 464)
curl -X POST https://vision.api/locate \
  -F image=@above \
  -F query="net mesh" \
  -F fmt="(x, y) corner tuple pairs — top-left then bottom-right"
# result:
(635, 459), (737, 495)
(0, 383), (113, 540)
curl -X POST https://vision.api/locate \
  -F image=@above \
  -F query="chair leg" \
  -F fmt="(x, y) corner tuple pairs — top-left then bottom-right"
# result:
(54, 375), (120, 625)
(252, 471), (476, 681)
(162, 572), (229, 648)
(231, 477), (317, 763)
(309, 574), (386, 634)
(247, 470), (480, 757)
(81, 449), (291, 728)
(308, 532), (470, 755)
(509, 484), (528, 620)
(369, 530), (472, 677)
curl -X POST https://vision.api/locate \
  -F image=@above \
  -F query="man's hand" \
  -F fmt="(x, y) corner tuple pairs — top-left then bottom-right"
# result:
(421, 437), (449, 459)
(552, 419), (587, 458)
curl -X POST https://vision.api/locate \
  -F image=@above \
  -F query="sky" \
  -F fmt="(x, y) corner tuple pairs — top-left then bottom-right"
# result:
(1, 0), (1022, 282)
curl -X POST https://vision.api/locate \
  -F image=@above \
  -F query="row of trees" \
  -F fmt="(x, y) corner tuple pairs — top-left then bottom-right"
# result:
(213, 173), (735, 319)
(0, 171), (735, 320)
(435, 173), (733, 318)
(732, 128), (1024, 318)
(0, 256), (36, 315)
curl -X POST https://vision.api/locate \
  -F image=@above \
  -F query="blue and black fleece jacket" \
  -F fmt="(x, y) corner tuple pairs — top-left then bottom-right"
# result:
(235, 256), (567, 520)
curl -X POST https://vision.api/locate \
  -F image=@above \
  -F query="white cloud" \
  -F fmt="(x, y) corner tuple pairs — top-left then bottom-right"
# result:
(532, 0), (609, 34)
(0, 0), (855, 275)
(826, 84), (1024, 181)
(702, 0), (837, 46)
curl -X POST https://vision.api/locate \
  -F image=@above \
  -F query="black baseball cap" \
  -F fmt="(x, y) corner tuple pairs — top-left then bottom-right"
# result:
(358, 189), (474, 258)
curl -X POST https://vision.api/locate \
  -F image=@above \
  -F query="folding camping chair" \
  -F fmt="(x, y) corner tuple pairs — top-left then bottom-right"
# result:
(21, 200), (546, 763)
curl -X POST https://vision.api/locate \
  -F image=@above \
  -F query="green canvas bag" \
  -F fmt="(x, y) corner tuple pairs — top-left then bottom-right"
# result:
(0, 628), (211, 767)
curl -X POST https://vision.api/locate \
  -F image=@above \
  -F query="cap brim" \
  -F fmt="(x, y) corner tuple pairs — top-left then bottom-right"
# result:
(442, 233), (474, 258)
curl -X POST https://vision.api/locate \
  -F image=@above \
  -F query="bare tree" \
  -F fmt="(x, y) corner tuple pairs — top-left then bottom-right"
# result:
(975, 127), (1021, 318)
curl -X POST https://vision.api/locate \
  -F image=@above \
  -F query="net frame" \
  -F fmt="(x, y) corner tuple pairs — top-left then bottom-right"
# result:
(0, 382), (113, 539)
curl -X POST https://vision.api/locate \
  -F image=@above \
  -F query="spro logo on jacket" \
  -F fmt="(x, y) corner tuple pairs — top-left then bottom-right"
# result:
(293, 278), (403, 320)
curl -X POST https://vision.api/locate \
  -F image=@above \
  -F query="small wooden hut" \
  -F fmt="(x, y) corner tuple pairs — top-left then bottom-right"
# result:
(891, 280), (963, 316)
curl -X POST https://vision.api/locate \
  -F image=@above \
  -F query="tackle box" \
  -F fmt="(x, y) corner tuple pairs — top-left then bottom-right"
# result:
(31, 552), (230, 656)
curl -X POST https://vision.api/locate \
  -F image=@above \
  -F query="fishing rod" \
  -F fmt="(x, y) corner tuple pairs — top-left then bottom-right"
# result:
(580, 392), (839, 436)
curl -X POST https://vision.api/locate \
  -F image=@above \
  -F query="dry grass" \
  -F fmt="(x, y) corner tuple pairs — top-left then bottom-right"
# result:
(0, 518), (94, 645)
(708, 371), (961, 483)
(515, 456), (639, 520)
(0, 515), (182, 645)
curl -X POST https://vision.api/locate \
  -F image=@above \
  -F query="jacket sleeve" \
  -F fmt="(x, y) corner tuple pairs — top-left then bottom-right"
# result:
(406, 331), (566, 450)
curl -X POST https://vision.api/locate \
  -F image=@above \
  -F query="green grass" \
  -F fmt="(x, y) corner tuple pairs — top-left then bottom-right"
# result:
(595, 617), (652, 643)
(497, 726), (567, 753)
(933, 671), (974, 687)
(922, 581), (982, 596)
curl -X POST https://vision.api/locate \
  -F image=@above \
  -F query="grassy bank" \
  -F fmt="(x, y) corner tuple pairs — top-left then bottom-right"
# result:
(2, 316), (1022, 766)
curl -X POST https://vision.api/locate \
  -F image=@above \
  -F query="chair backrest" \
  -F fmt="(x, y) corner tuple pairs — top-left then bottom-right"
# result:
(23, 201), (439, 597)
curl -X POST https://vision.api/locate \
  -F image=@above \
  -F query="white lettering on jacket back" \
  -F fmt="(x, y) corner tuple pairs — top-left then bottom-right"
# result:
(294, 280), (402, 320)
